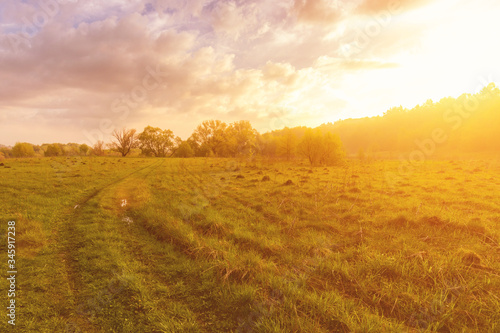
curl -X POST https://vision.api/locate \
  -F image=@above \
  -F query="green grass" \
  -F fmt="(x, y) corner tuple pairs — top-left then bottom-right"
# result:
(1, 156), (499, 332)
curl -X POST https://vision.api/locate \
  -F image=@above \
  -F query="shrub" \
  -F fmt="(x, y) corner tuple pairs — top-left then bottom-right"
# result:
(12, 142), (35, 157)
(45, 144), (63, 157)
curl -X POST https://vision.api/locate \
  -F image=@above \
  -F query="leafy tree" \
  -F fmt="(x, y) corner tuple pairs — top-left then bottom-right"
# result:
(174, 140), (195, 158)
(480, 82), (500, 99)
(109, 128), (137, 157)
(256, 134), (278, 157)
(0, 147), (11, 158)
(33, 145), (43, 157)
(190, 120), (228, 156)
(12, 142), (35, 158)
(63, 143), (81, 156)
(138, 126), (175, 157)
(226, 120), (257, 157)
(79, 144), (90, 156)
(45, 144), (63, 157)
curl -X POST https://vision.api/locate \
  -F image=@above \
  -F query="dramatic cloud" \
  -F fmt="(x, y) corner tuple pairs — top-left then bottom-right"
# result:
(0, 0), (499, 145)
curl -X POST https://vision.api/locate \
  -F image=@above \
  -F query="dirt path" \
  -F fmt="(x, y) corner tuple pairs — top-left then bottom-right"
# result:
(56, 160), (163, 332)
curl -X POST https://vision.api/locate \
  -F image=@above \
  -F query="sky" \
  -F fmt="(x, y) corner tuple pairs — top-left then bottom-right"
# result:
(0, 0), (499, 146)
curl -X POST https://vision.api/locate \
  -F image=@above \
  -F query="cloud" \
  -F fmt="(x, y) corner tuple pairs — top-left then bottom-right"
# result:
(0, 12), (196, 98)
(263, 61), (299, 84)
(293, 0), (342, 25)
(1, 0), (497, 146)
(356, 0), (432, 15)
(315, 56), (399, 71)
(210, 1), (248, 40)
(0, 1), (347, 144)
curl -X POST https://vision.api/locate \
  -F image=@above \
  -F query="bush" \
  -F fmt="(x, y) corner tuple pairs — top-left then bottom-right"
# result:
(174, 140), (195, 158)
(298, 129), (345, 166)
(79, 144), (90, 156)
(45, 144), (63, 157)
(12, 142), (35, 158)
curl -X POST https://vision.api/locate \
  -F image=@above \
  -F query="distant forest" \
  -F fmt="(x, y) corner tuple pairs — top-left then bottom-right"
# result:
(262, 82), (500, 158)
(1, 83), (499, 163)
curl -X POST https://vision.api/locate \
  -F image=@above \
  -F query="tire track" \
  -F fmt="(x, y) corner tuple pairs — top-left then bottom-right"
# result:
(105, 160), (241, 332)
(57, 159), (163, 332)
(78, 158), (212, 331)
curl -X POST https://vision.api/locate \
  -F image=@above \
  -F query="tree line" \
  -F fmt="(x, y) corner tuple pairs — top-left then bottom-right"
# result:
(321, 83), (500, 156)
(0, 120), (346, 166)
(3, 83), (499, 163)
(257, 83), (500, 160)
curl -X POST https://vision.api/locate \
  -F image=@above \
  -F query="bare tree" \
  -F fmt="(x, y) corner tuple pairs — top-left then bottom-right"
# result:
(92, 140), (106, 156)
(298, 129), (345, 166)
(109, 128), (137, 157)
(298, 129), (322, 165)
(277, 127), (297, 161)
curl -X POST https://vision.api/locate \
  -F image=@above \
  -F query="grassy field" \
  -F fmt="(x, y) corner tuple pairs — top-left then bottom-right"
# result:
(0, 156), (499, 332)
